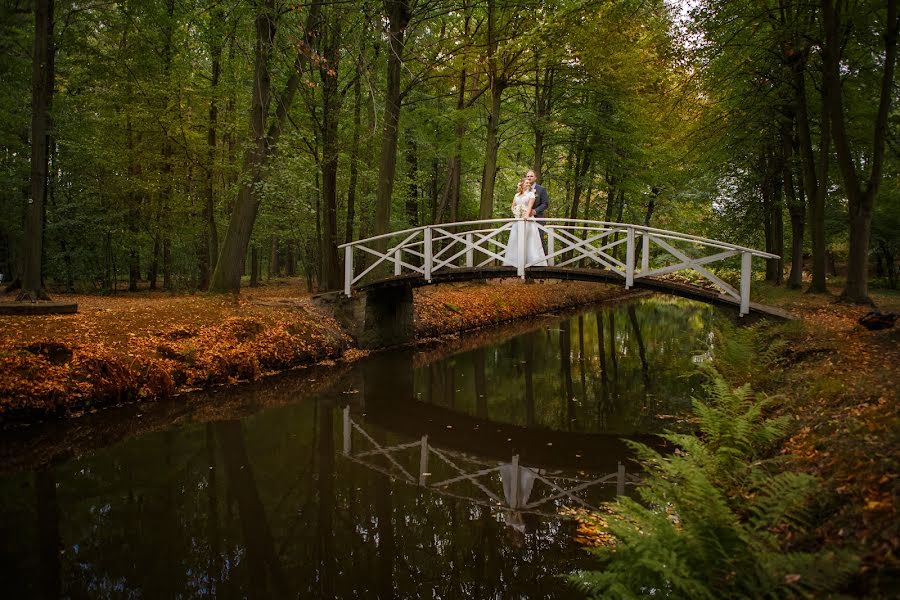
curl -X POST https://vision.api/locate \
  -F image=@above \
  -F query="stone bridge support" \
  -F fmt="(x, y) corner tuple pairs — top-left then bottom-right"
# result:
(317, 285), (415, 349)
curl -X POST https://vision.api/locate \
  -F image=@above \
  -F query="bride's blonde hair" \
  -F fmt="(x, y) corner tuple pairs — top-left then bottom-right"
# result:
(516, 178), (530, 195)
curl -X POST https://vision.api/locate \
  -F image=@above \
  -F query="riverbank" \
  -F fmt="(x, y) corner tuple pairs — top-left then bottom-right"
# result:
(573, 281), (900, 598)
(0, 279), (635, 424)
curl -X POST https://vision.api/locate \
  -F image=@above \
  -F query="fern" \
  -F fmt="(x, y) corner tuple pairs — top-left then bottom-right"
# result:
(571, 371), (859, 599)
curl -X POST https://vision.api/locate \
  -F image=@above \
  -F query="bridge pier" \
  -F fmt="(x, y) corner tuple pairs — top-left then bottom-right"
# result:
(318, 285), (415, 349)
(361, 286), (415, 348)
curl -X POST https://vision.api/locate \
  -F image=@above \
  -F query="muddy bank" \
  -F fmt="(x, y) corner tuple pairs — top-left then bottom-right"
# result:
(0, 280), (636, 425)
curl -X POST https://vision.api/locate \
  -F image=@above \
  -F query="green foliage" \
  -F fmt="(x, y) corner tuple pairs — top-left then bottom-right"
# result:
(571, 371), (859, 599)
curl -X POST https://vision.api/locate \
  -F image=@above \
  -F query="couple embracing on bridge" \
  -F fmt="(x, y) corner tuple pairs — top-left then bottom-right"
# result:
(503, 169), (550, 268)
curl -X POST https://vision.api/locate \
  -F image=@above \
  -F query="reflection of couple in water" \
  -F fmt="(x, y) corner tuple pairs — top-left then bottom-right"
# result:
(500, 460), (543, 540)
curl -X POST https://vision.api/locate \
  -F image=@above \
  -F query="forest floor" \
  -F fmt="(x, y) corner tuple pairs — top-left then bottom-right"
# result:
(0, 278), (633, 423)
(749, 282), (900, 595)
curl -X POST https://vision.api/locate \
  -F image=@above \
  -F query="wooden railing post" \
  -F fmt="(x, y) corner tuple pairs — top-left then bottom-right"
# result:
(344, 245), (353, 297)
(547, 227), (555, 266)
(394, 246), (402, 275)
(625, 227), (635, 288)
(617, 462), (626, 496)
(517, 219), (526, 278)
(466, 232), (474, 268)
(641, 233), (650, 272)
(424, 227), (433, 281)
(740, 251), (751, 316)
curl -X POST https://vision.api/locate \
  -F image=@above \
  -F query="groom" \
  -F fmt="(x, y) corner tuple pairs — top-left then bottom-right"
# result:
(526, 169), (549, 246)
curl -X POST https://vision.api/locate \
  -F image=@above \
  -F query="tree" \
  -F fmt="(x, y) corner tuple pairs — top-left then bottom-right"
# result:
(209, 1), (321, 293)
(822, 0), (899, 304)
(20, 0), (54, 301)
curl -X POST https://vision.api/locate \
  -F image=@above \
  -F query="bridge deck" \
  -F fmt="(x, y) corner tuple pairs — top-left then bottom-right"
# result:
(358, 266), (793, 320)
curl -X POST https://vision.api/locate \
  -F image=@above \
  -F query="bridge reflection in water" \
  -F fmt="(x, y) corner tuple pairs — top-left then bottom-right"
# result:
(342, 407), (640, 523)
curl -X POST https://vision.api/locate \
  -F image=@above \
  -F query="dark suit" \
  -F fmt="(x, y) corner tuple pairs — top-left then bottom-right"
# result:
(531, 183), (549, 248)
(532, 184), (549, 218)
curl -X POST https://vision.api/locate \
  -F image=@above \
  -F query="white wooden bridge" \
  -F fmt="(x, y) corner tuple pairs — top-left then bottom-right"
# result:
(341, 218), (779, 316)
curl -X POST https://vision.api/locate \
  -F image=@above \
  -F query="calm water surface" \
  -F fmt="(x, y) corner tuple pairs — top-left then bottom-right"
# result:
(0, 296), (732, 599)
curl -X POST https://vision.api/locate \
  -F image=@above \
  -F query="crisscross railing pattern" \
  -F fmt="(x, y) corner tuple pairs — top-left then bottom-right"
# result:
(340, 218), (779, 315)
(341, 408), (638, 517)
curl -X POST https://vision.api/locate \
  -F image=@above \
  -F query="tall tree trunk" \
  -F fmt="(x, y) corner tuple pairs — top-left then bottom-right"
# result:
(533, 62), (555, 180)
(783, 119), (805, 289)
(160, 0), (175, 291)
(373, 0), (411, 252)
(794, 48), (830, 293)
(210, 1), (321, 293)
(249, 245), (258, 287)
(345, 53), (362, 244)
(478, 76), (504, 218)
(21, 0), (53, 301)
(479, 0), (503, 219)
(209, 2), (276, 292)
(822, 0), (899, 304)
(762, 145), (784, 284)
(319, 17), (342, 291)
(126, 115), (143, 293)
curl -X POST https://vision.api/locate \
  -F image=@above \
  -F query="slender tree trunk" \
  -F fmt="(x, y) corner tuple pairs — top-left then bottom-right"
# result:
(533, 62), (555, 180)
(159, 0), (175, 291)
(783, 120), (805, 289)
(479, 0), (503, 219)
(268, 235), (278, 279)
(794, 51), (830, 293)
(404, 130), (418, 226)
(345, 54), (362, 244)
(569, 134), (593, 220)
(436, 59), (468, 224)
(479, 73), (504, 219)
(644, 186), (658, 227)
(249, 245), (258, 287)
(21, 0), (54, 301)
(202, 8), (223, 289)
(762, 145), (784, 284)
(374, 0), (411, 252)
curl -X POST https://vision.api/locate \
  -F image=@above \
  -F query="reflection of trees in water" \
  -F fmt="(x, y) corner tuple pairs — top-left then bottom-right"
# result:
(36, 468), (60, 600)
(4, 302), (730, 598)
(413, 297), (726, 435)
(217, 420), (289, 597)
(1, 393), (593, 598)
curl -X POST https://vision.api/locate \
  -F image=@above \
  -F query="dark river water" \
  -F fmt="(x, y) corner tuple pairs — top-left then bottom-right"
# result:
(0, 296), (732, 599)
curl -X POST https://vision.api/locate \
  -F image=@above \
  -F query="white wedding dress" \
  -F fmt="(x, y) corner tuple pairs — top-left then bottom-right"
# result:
(503, 191), (548, 267)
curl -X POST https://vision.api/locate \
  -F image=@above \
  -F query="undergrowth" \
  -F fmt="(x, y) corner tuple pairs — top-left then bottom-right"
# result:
(571, 322), (859, 599)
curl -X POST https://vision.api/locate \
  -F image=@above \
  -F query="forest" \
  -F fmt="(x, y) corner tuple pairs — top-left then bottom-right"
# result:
(2, 0), (898, 299)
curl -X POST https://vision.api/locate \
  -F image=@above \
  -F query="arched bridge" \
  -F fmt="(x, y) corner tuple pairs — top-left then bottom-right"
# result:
(340, 218), (778, 317)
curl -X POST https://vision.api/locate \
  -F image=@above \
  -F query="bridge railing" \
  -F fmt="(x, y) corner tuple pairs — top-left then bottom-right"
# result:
(339, 218), (779, 315)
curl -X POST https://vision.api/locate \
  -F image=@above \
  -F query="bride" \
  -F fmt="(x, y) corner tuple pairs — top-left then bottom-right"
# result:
(503, 178), (548, 267)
